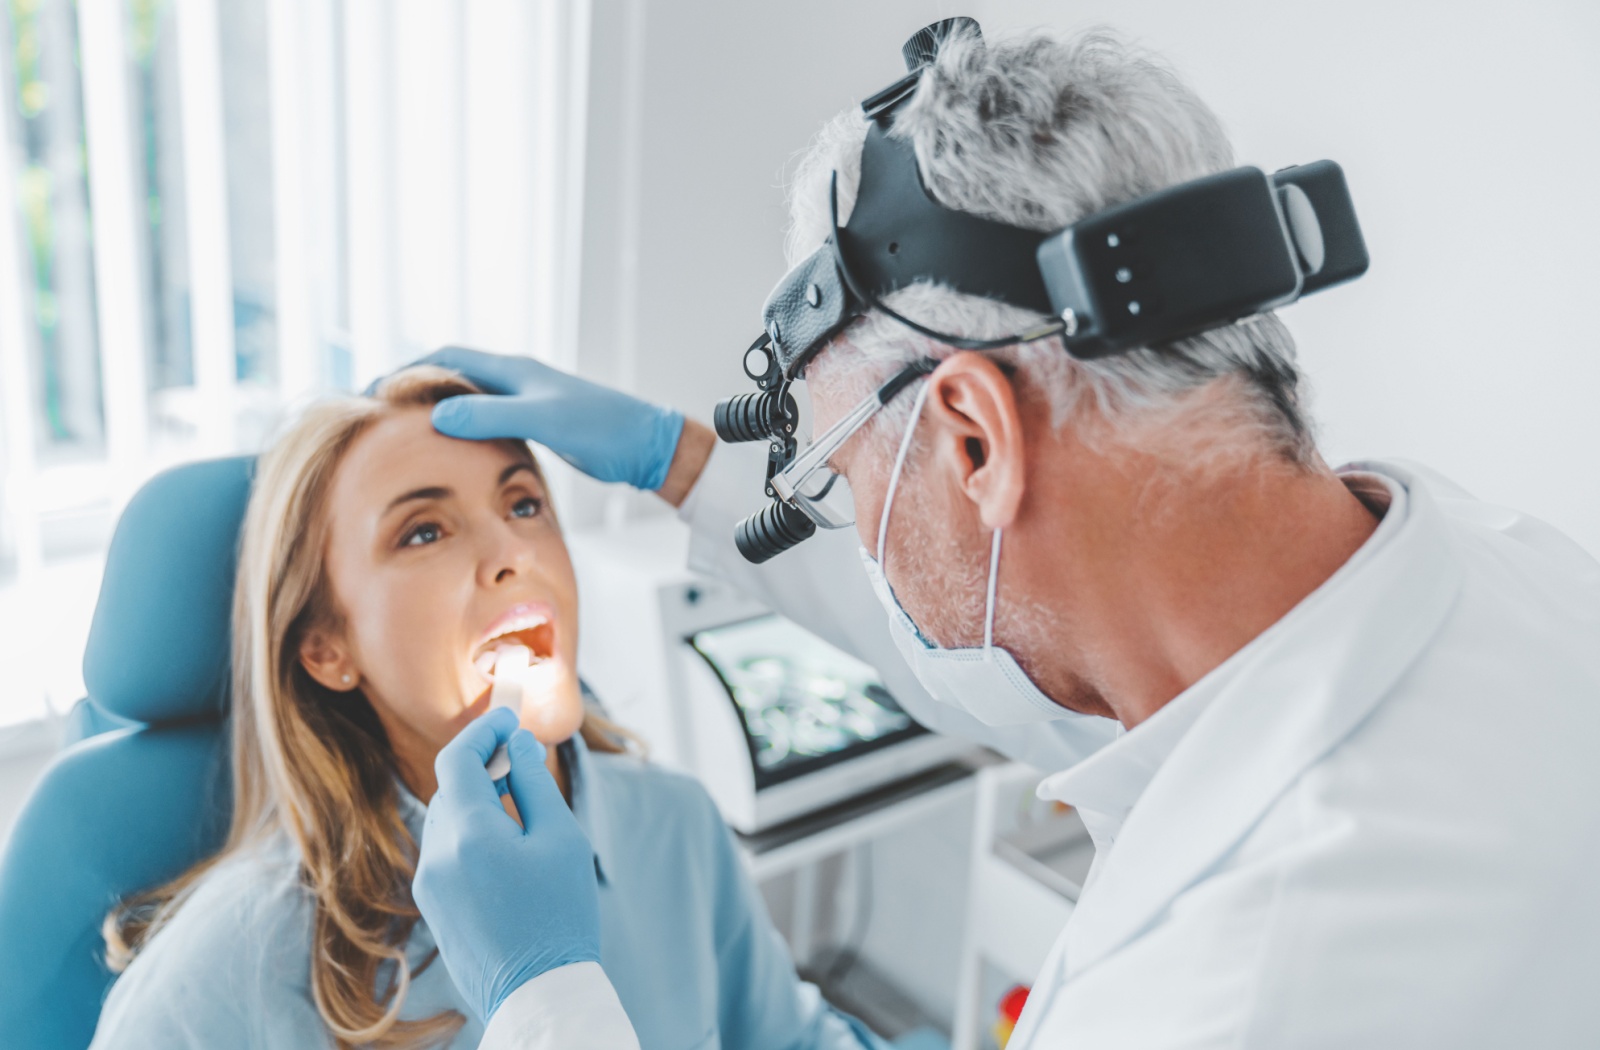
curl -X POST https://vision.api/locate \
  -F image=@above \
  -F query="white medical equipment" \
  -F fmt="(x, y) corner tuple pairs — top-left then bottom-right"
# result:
(952, 762), (1092, 1050)
(569, 516), (968, 833)
(485, 645), (530, 780)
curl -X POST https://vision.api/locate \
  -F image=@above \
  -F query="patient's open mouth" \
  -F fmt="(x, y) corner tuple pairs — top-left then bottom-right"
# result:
(471, 603), (558, 676)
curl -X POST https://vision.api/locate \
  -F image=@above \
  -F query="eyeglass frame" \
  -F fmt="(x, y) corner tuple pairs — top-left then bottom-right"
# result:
(768, 357), (937, 528)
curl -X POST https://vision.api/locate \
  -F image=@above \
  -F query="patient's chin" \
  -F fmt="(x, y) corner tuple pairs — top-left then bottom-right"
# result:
(520, 670), (585, 745)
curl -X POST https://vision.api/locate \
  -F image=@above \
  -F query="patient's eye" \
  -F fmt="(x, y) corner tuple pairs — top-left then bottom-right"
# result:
(401, 521), (444, 547)
(511, 496), (544, 520)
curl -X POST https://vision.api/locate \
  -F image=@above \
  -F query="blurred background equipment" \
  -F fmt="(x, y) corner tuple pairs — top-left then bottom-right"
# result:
(571, 514), (985, 1044)
(569, 515), (972, 834)
(991, 986), (1029, 1049)
(952, 763), (1092, 1050)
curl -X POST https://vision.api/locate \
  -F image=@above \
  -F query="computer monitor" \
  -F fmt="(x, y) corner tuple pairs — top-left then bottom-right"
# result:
(688, 614), (925, 789)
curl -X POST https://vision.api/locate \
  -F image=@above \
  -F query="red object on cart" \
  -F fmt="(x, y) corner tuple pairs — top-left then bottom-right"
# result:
(993, 984), (1030, 1048)
(999, 985), (1030, 1023)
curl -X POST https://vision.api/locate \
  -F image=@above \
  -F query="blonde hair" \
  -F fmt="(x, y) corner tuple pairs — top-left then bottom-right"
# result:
(105, 367), (629, 1049)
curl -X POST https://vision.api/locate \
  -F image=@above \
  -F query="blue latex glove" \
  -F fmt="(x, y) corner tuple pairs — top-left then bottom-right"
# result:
(416, 346), (685, 491)
(414, 708), (602, 1022)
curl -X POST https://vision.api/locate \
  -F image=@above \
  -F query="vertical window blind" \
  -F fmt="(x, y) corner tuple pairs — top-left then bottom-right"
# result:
(0, 0), (587, 728)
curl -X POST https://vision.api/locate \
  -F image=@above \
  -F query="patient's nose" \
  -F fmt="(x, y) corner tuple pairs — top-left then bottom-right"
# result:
(479, 520), (537, 586)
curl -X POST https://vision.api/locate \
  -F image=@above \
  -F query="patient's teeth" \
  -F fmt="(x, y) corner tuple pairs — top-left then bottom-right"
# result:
(478, 613), (551, 655)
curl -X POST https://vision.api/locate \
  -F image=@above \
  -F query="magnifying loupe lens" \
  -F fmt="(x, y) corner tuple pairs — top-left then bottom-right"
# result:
(794, 470), (855, 528)
(735, 501), (817, 563)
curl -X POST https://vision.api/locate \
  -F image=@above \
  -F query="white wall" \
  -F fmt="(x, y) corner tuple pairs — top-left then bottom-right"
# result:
(982, 0), (1600, 551)
(0, 723), (57, 844)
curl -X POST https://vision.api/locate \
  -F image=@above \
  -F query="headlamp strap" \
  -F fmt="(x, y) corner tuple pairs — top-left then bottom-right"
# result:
(861, 71), (922, 125)
(862, 17), (981, 125)
(834, 123), (1058, 318)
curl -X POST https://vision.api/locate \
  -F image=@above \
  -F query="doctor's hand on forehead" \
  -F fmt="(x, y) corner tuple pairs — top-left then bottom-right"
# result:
(412, 346), (715, 506)
(414, 707), (602, 1023)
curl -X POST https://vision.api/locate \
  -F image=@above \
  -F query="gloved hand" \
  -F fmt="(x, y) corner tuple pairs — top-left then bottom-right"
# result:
(417, 346), (684, 491)
(414, 707), (602, 1022)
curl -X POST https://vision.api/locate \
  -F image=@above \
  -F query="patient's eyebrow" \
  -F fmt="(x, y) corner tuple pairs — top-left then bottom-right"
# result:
(499, 462), (538, 486)
(385, 486), (451, 515)
(384, 465), (534, 516)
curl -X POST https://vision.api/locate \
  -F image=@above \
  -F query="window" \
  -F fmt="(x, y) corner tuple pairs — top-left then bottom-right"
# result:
(0, 0), (586, 730)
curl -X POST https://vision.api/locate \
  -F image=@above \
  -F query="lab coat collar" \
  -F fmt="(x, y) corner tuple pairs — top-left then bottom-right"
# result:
(1044, 651), (1227, 853)
(1042, 463), (1464, 978)
(1036, 472), (1401, 849)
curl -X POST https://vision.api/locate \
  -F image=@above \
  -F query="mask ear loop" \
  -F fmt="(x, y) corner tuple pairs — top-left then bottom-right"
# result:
(877, 378), (935, 567)
(983, 527), (1003, 657)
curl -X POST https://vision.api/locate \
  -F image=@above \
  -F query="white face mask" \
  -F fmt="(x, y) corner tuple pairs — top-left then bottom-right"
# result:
(859, 381), (1067, 727)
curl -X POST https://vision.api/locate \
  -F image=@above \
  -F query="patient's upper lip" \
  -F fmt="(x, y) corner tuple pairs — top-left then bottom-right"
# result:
(473, 600), (556, 658)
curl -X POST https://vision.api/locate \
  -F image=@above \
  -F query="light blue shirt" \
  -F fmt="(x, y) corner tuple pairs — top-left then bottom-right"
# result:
(91, 735), (885, 1050)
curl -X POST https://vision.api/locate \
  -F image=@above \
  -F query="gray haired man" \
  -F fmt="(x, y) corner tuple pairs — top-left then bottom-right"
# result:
(412, 25), (1600, 1050)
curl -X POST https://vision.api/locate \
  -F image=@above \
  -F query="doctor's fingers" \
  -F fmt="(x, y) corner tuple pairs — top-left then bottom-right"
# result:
(417, 346), (556, 396)
(419, 783), (517, 884)
(504, 731), (584, 843)
(434, 708), (527, 809)
(431, 388), (611, 449)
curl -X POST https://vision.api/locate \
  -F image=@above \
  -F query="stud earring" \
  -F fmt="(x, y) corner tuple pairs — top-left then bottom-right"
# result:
(341, 674), (352, 685)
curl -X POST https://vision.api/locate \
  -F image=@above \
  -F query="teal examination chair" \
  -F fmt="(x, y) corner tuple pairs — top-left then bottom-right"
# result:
(0, 456), (254, 1048)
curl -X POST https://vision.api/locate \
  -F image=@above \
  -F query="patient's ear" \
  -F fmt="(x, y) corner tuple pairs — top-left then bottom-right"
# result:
(299, 626), (360, 692)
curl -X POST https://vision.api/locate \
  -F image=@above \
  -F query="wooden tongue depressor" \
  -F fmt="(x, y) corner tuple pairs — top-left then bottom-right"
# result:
(485, 645), (530, 781)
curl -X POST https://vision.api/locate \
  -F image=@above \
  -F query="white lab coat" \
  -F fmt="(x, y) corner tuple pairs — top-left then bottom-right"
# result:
(480, 446), (1600, 1049)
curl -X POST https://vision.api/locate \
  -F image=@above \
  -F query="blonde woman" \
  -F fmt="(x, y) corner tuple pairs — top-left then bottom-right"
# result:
(90, 368), (883, 1050)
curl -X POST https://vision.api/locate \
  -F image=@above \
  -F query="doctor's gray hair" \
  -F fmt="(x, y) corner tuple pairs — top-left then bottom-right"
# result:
(790, 28), (1315, 466)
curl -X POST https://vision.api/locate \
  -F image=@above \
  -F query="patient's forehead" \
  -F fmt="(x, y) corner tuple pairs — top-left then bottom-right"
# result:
(329, 407), (526, 526)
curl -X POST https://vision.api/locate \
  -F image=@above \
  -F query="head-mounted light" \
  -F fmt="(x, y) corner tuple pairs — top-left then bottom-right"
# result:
(717, 16), (1369, 563)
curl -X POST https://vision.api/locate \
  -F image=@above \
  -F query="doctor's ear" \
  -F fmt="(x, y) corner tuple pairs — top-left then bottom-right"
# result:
(298, 626), (361, 692)
(925, 353), (1027, 530)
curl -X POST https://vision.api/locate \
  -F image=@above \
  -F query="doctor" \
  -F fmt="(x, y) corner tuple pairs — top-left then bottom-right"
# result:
(413, 22), (1600, 1050)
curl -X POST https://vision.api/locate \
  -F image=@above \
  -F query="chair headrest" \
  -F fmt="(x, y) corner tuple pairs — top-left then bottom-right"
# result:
(83, 457), (255, 724)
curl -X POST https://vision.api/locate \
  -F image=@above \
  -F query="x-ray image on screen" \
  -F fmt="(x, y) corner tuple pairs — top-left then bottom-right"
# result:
(689, 614), (919, 781)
